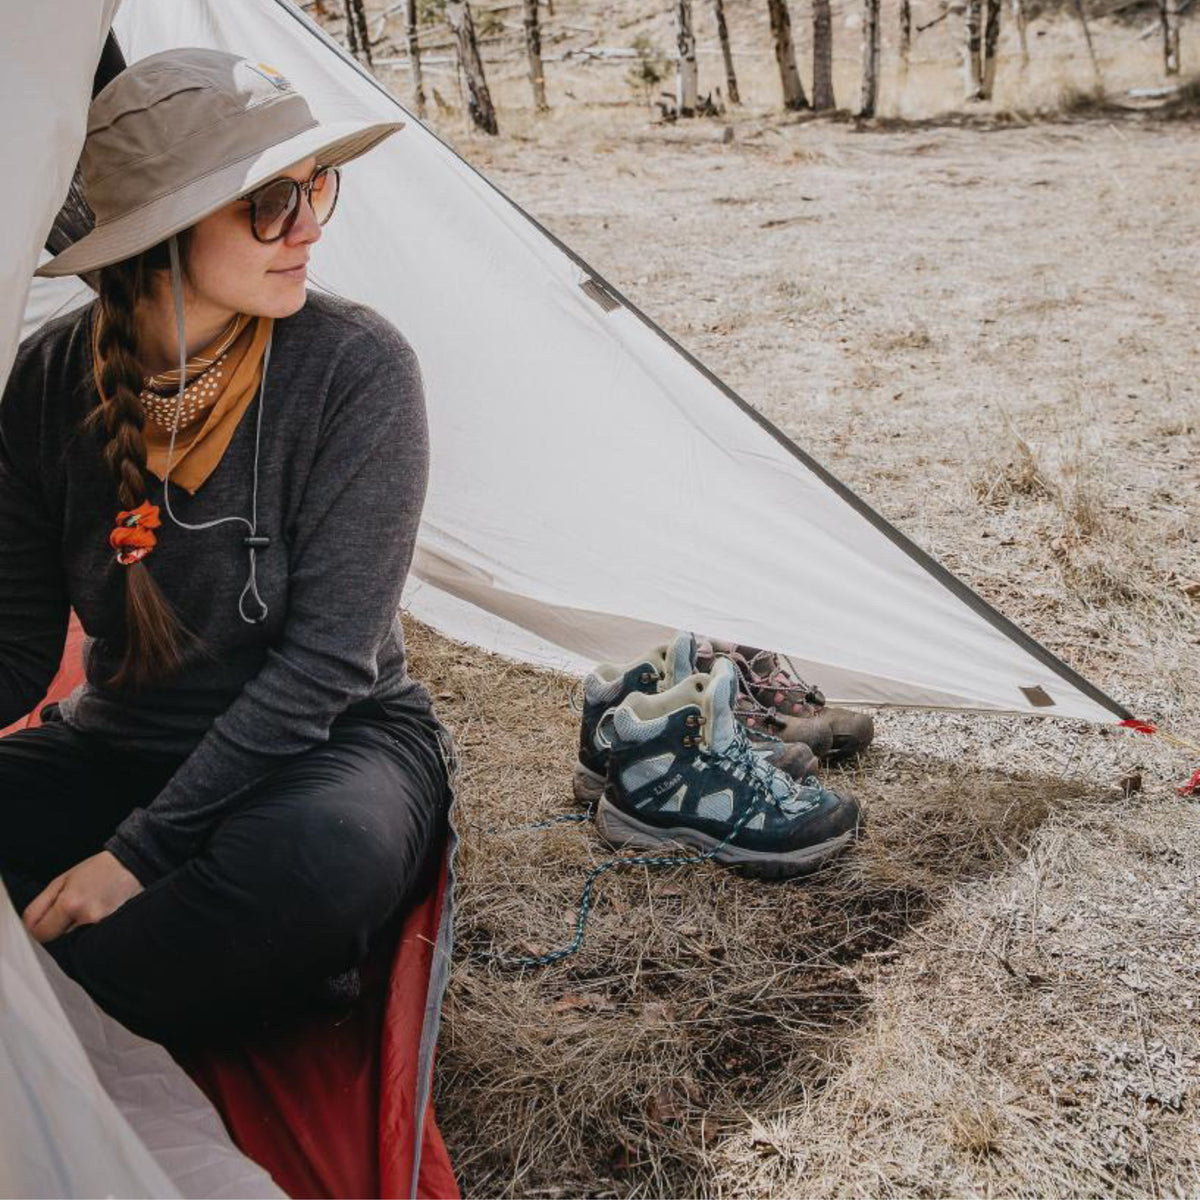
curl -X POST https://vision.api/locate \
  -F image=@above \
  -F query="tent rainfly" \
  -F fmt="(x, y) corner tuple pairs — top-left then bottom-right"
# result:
(19, 0), (1132, 725)
(3, 0), (1132, 1194)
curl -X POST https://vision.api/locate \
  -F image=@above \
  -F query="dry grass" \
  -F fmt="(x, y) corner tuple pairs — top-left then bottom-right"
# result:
(407, 619), (1122, 1196)
(710, 801), (1200, 1197)
(410, 601), (1200, 1195)
(971, 426), (1057, 508)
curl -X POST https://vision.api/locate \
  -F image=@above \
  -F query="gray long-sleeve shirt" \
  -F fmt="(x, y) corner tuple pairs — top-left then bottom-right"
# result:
(0, 291), (435, 884)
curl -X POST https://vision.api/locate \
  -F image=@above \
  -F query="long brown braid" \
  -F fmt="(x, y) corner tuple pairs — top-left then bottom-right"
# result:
(87, 234), (195, 690)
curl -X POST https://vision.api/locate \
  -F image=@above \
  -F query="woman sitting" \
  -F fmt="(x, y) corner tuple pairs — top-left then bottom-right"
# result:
(0, 48), (449, 1044)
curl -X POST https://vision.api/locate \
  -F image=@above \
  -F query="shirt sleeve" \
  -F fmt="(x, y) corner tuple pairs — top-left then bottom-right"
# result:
(0, 343), (70, 729)
(106, 327), (430, 884)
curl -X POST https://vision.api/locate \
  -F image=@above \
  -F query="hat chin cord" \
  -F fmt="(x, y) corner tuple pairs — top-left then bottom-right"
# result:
(160, 234), (270, 625)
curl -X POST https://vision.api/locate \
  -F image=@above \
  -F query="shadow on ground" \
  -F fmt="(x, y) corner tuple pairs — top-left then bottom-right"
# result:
(407, 620), (1099, 1197)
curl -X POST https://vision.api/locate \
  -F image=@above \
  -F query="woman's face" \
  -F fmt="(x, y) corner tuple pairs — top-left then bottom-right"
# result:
(182, 155), (324, 319)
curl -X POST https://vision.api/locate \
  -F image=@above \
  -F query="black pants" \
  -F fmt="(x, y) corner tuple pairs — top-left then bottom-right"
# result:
(0, 706), (449, 1045)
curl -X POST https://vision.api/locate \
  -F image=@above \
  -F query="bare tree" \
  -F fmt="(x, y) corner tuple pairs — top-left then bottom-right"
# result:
(1011, 0), (1030, 65)
(767, 0), (809, 110)
(713, 0), (741, 104)
(860, 0), (881, 115)
(343, 0), (373, 67)
(813, 0), (836, 109)
(677, 0), (699, 116)
(963, 0), (984, 99)
(446, 0), (499, 134)
(405, 0), (427, 118)
(1071, 0), (1103, 85)
(523, 0), (549, 110)
(1160, 0), (1181, 73)
(899, 0), (912, 74)
(981, 0), (1003, 98)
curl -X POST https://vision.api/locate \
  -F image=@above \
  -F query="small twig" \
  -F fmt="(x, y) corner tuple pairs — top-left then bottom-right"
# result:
(916, 9), (952, 33)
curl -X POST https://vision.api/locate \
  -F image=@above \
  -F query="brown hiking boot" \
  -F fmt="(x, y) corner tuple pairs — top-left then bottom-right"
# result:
(821, 707), (875, 764)
(696, 637), (873, 764)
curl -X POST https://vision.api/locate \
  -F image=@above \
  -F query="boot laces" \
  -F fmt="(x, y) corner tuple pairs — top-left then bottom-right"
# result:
(707, 721), (816, 817)
(746, 649), (822, 705)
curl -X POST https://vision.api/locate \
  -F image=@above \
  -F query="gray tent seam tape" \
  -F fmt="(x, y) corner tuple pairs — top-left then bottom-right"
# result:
(272, 0), (1134, 725)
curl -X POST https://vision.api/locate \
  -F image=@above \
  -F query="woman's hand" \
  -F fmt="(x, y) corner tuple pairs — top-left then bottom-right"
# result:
(22, 851), (143, 943)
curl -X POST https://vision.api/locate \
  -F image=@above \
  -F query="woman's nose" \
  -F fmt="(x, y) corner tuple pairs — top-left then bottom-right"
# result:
(285, 192), (323, 245)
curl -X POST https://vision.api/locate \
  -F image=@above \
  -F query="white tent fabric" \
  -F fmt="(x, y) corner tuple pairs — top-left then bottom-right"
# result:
(0, 891), (284, 1198)
(17, 0), (1125, 722)
(0, 1), (115, 398)
(0, 7), (284, 1196)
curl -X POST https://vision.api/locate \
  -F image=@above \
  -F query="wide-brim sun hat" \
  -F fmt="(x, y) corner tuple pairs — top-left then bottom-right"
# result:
(36, 47), (403, 279)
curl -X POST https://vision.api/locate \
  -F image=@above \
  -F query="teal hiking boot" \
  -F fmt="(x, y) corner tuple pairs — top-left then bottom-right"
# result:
(593, 658), (861, 878)
(575, 633), (817, 804)
(573, 632), (695, 804)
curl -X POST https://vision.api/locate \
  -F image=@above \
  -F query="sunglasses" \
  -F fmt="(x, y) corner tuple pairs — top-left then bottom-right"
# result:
(245, 165), (341, 243)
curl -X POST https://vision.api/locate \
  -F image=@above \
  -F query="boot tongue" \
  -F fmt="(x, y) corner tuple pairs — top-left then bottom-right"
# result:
(664, 630), (697, 689)
(701, 658), (738, 753)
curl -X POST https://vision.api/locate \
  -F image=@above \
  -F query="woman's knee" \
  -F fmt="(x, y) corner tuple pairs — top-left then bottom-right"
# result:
(220, 786), (437, 936)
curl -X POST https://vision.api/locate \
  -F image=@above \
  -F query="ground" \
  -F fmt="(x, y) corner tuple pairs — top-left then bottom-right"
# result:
(329, 3), (1200, 1193)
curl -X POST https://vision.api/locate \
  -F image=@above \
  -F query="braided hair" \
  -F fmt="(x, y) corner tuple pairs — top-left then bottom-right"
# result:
(86, 233), (195, 690)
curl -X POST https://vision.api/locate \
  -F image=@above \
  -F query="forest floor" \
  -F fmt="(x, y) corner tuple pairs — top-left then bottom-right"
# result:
(400, 104), (1200, 1197)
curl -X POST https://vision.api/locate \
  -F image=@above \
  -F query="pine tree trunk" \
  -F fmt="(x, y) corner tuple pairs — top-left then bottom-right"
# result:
(344, 0), (373, 67)
(523, 0), (549, 109)
(899, 0), (912, 73)
(860, 0), (880, 116)
(981, 0), (1002, 98)
(1160, 0), (1181, 73)
(1071, 0), (1102, 85)
(677, 0), (699, 116)
(713, 0), (741, 104)
(963, 0), (984, 100)
(406, 0), (428, 118)
(813, 0), (836, 109)
(1010, 0), (1030, 64)
(446, 0), (499, 134)
(767, 0), (810, 110)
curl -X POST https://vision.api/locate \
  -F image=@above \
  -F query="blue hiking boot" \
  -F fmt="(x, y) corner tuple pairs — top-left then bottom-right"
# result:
(573, 632), (696, 804)
(574, 633), (818, 804)
(593, 658), (861, 878)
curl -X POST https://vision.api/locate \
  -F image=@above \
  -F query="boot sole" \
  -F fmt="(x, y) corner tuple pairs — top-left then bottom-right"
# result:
(572, 761), (607, 805)
(594, 797), (856, 879)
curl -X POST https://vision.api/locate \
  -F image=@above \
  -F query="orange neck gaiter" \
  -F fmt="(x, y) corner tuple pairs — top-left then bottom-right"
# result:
(92, 310), (273, 495)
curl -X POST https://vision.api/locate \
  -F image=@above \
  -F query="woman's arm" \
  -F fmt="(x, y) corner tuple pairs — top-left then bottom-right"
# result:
(105, 324), (430, 884)
(0, 345), (71, 728)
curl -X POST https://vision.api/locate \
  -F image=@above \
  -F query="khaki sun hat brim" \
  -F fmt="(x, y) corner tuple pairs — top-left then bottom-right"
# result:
(36, 116), (403, 279)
